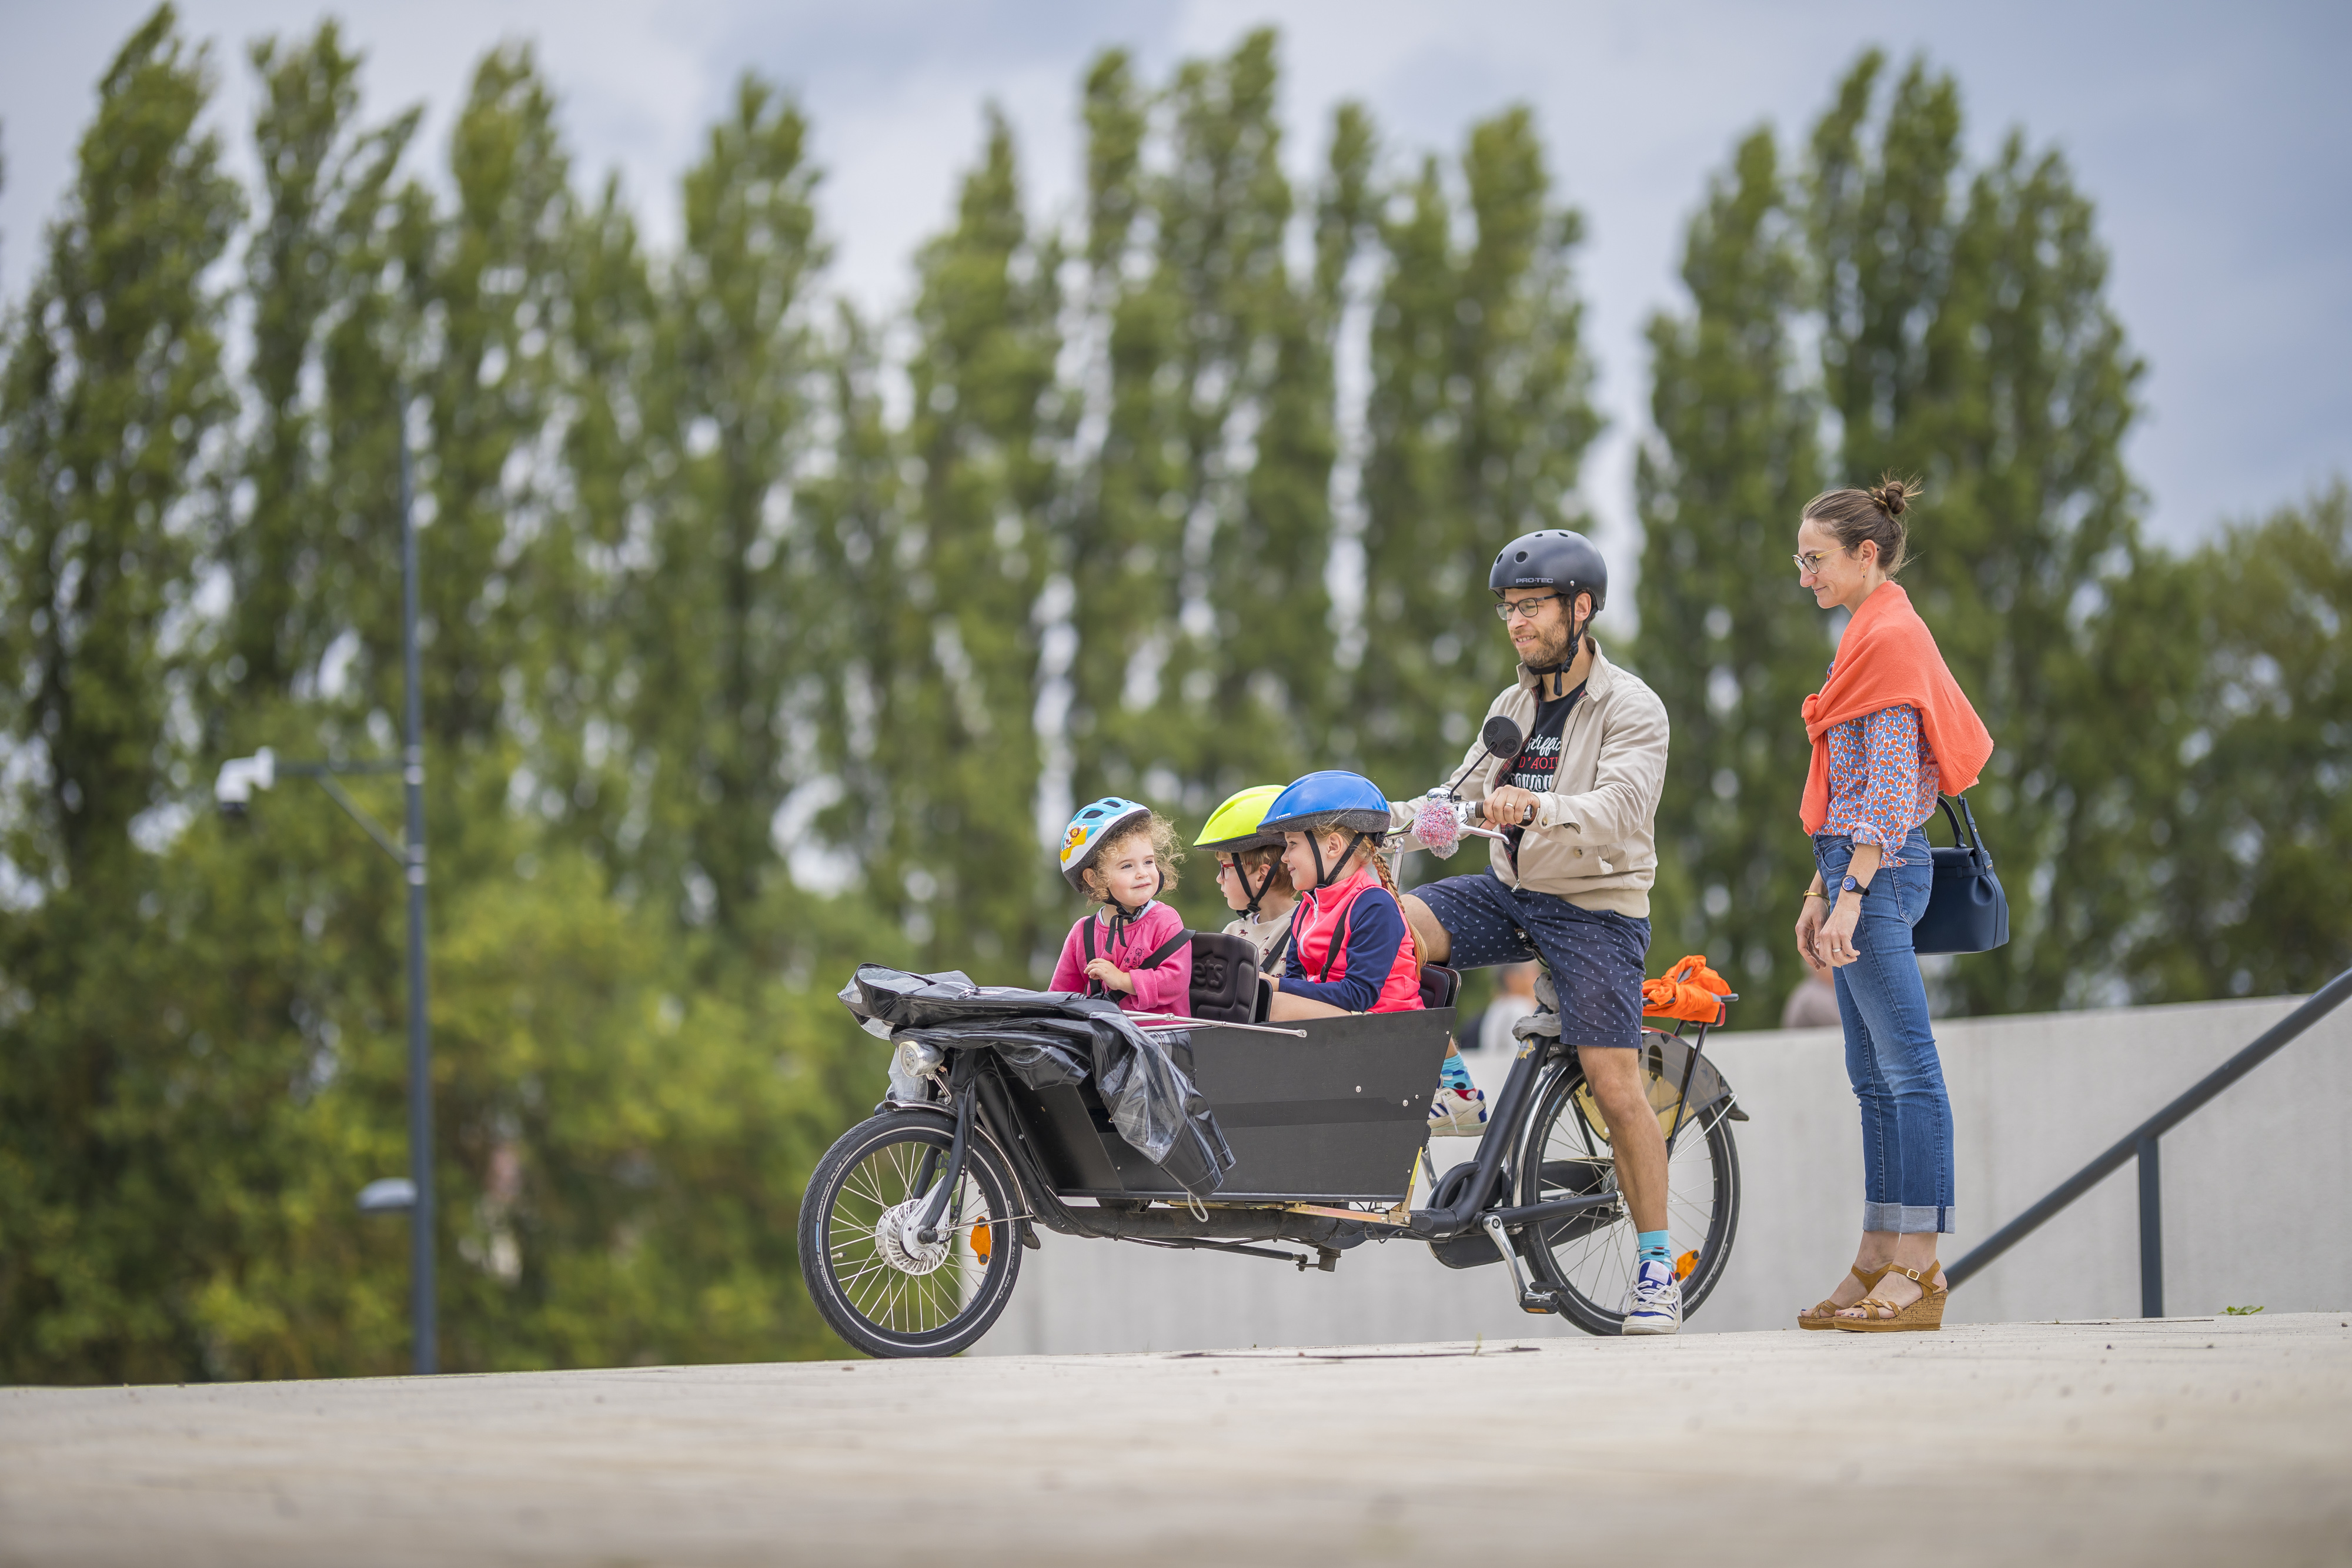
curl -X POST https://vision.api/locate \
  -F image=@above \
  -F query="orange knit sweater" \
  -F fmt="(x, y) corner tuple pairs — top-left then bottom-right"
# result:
(1800, 583), (1993, 834)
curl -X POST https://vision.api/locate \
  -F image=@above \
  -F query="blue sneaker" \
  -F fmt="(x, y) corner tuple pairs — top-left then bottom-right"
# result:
(1621, 1258), (1683, 1335)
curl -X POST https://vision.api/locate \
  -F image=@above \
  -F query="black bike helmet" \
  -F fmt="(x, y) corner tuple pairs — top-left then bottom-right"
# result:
(1490, 529), (1608, 618)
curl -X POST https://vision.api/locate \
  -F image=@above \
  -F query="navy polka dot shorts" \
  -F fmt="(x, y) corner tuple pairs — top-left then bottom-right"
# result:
(1415, 870), (1652, 1050)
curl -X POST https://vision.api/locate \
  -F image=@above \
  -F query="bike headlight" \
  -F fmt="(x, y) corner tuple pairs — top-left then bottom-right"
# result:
(891, 1038), (945, 1081)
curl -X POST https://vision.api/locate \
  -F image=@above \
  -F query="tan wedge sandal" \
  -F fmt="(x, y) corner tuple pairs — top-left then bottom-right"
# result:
(1829, 1262), (1948, 1332)
(1798, 1264), (1891, 1330)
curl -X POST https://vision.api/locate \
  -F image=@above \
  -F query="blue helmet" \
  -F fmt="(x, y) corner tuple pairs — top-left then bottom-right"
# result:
(1058, 796), (1152, 892)
(1263, 771), (1392, 888)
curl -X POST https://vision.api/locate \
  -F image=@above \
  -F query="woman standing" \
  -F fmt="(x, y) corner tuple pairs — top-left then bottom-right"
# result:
(1790, 480), (1993, 1333)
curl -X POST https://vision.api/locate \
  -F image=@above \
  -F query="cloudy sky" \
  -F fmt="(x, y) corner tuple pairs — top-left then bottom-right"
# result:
(4, 0), (2346, 555)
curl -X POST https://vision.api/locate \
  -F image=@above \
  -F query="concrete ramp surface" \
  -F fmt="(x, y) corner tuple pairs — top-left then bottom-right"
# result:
(5, 1314), (2348, 1566)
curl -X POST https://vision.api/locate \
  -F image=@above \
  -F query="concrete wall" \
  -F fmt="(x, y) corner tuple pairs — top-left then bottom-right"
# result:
(975, 993), (2352, 1354)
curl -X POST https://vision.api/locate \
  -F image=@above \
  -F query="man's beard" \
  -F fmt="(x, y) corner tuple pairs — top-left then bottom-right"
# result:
(1524, 616), (1582, 671)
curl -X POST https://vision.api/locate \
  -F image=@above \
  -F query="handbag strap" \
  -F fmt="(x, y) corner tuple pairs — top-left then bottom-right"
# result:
(1937, 794), (1994, 869)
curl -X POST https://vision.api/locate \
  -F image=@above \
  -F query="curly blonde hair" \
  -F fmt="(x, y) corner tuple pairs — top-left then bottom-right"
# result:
(1081, 811), (1185, 903)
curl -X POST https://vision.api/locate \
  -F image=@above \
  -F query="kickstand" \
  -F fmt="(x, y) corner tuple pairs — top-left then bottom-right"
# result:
(1484, 1212), (1561, 1315)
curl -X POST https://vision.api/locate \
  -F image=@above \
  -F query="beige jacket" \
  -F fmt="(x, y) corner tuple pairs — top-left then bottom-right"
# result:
(1387, 637), (1669, 918)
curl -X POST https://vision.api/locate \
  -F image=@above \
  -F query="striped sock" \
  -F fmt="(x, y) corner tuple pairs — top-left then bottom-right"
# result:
(1637, 1229), (1674, 1269)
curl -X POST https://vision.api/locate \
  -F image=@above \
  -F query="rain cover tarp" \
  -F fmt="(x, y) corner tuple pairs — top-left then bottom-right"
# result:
(837, 965), (1235, 1193)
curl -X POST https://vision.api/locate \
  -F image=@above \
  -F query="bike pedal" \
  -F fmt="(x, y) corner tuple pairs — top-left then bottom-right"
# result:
(1518, 1287), (1563, 1315)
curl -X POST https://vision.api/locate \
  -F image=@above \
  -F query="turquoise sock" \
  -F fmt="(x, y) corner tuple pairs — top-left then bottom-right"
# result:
(1438, 1054), (1473, 1092)
(1637, 1229), (1674, 1269)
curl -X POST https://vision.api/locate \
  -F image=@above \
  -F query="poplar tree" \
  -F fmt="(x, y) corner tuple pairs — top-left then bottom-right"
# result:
(0, 4), (245, 1379)
(416, 44), (574, 871)
(1352, 107), (1599, 794)
(535, 172), (657, 875)
(895, 109), (1062, 971)
(1147, 31), (1332, 807)
(638, 75), (824, 935)
(1635, 127), (1823, 1007)
(230, 22), (417, 710)
(1063, 46), (1164, 806)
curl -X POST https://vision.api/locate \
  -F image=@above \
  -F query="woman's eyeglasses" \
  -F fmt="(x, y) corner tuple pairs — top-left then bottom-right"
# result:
(1792, 550), (1830, 576)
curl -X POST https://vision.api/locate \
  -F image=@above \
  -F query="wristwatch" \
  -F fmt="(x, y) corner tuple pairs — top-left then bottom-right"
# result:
(1841, 874), (1872, 899)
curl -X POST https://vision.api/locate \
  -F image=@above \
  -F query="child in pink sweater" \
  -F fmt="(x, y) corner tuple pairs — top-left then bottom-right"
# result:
(1048, 798), (1193, 1017)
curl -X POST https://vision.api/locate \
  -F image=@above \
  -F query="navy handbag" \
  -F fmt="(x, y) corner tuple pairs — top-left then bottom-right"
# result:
(1913, 795), (2008, 955)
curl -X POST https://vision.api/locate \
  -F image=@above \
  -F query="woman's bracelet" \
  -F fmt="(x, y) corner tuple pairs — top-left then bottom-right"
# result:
(1800, 890), (1828, 911)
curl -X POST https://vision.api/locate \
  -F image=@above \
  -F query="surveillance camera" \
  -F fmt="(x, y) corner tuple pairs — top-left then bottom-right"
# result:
(213, 748), (276, 815)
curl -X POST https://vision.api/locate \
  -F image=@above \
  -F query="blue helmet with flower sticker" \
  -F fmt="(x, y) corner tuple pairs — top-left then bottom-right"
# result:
(1058, 797), (1152, 892)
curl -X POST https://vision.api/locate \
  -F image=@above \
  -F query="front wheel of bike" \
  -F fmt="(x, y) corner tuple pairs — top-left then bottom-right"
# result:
(1515, 1046), (1741, 1336)
(798, 1109), (1024, 1358)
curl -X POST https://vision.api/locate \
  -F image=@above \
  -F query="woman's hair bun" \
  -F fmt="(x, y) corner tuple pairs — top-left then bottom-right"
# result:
(1870, 475), (1920, 520)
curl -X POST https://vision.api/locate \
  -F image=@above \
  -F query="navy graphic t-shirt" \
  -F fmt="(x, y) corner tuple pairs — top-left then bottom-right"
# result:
(1502, 676), (1585, 859)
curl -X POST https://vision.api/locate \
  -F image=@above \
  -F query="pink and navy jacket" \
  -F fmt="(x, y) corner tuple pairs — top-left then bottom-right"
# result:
(1050, 901), (1194, 1017)
(1282, 867), (1424, 1015)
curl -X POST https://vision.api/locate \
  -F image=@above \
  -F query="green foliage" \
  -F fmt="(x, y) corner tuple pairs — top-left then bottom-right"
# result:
(231, 21), (417, 709)
(2124, 486), (2352, 998)
(1, 3), (252, 1379)
(1, 5), (241, 891)
(895, 109), (1063, 973)
(1069, 32), (1338, 811)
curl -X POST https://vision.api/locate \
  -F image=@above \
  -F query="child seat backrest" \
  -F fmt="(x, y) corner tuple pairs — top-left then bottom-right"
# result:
(1087, 922), (1262, 1025)
(1186, 931), (1262, 1024)
(1418, 963), (1462, 1012)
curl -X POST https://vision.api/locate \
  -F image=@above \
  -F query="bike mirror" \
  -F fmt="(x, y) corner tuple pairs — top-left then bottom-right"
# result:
(1480, 715), (1524, 759)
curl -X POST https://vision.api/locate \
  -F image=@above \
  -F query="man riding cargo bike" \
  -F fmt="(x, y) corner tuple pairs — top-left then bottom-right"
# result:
(796, 530), (1747, 1356)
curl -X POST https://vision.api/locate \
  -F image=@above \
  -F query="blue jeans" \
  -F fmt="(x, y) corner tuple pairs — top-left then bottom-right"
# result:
(1813, 827), (1953, 1235)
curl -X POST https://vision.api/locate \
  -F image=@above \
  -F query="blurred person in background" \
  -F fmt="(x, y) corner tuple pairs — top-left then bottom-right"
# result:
(1782, 969), (1843, 1029)
(1477, 964), (1534, 1062)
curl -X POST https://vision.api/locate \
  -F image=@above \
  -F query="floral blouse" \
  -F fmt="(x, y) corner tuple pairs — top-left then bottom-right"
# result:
(1821, 679), (1941, 859)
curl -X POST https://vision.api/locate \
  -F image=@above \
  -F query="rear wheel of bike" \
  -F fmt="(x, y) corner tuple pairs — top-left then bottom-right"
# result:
(798, 1110), (1024, 1358)
(1515, 1042), (1740, 1337)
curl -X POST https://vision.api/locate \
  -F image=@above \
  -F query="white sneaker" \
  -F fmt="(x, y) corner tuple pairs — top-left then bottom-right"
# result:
(1621, 1258), (1683, 1335)
(1428, 1084), (1488, 1138)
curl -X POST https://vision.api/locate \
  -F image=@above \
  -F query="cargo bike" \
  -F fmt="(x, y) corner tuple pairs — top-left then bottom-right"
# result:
(798, 941), (1748, 1358)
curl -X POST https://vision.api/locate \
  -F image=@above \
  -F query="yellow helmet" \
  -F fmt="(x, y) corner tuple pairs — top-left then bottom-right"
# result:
(1195, 785), (1288, 852)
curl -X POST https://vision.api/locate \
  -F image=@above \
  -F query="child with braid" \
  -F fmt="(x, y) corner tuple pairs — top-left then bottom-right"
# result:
(1258, 771), (1487, 1132)
(1257, 772), (1426, 1021)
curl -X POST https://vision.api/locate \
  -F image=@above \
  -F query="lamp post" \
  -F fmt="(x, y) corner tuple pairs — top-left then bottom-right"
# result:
(216, 399), (435, 1374)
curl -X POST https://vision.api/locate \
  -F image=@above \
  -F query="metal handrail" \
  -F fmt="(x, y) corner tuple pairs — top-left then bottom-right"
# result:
(1947, 965), (2352, 1314)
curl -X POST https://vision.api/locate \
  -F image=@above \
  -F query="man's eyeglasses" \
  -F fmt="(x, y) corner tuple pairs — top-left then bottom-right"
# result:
(1494, 593), (1563, 622)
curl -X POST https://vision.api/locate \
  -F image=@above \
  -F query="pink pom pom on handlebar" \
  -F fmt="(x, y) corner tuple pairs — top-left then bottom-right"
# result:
(1412, 795), (1462, 855)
